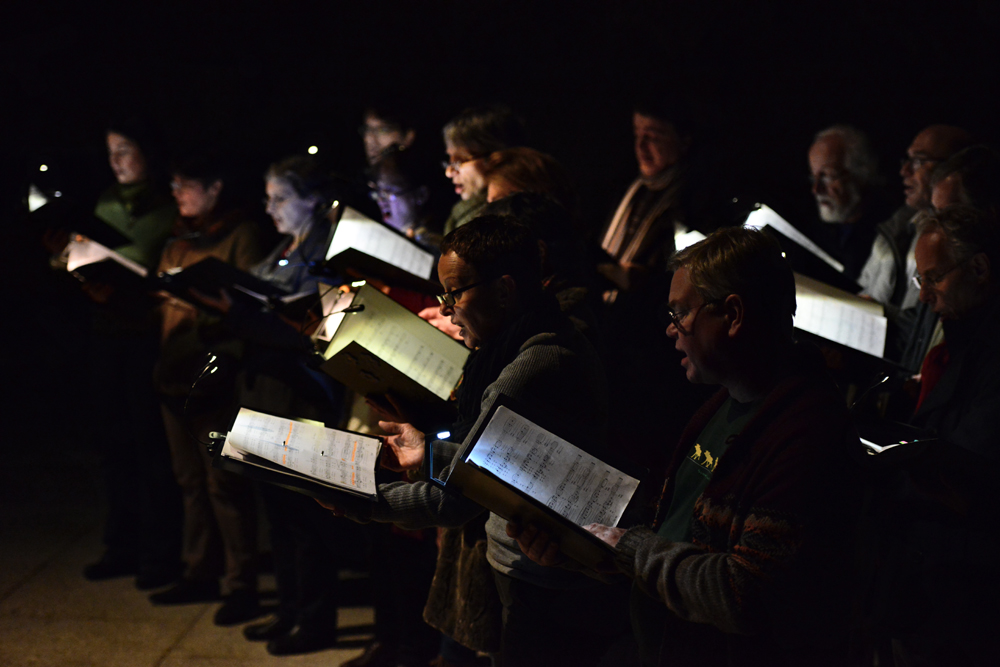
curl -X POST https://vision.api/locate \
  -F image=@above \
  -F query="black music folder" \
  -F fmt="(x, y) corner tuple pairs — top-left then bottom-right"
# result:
(214, 407), (383, 503)
(441, 396), (646, 570)
(313, 282), (467, 429)
(325, 206), (440, 293)
(65, 233), (150, 290)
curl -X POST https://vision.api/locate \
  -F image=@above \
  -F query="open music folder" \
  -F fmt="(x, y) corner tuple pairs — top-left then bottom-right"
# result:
(744, 204), (862, 294)
(443, 397), (644, 570)
(64, 232), (150, 287)
(154, 257), (314, 317)
(793, 272), (887, 358)
(314, 282), (469, 427)
(215, 407), (383, 501)
(326, 206), (439, 293)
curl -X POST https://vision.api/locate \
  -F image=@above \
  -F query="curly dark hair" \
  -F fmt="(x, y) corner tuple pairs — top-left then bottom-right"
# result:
(440, 215), (542, 298)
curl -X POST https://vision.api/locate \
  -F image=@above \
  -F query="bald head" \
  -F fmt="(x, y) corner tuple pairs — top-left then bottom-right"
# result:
(901, 125), (974, 209)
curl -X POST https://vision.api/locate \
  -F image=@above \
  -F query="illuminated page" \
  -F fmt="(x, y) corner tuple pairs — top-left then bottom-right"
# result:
(744, 204), (844, 273)
(224, 408), (381, 496)
(467, 406), (640, 527)
(328, 285), (467, 400)
(327, 207), (435, 279)
(793, 273), (887, 357)
(66, 234), (148, 277)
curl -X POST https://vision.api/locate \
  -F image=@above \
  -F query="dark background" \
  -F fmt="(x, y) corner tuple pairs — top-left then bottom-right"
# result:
(4, 0), (999, 236)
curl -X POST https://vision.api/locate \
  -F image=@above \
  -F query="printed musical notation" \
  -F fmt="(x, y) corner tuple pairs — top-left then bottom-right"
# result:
(467, 406), (639, 527)
(327, 208), (435, 279)
(793, 272), (887, 357)
(225, 408), (381, 495)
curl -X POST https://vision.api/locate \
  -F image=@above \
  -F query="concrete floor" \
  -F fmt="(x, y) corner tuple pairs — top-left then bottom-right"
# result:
(0, 280), (374, 667)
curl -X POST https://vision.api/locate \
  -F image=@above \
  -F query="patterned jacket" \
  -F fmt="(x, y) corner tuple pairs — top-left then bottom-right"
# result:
(615, 347), (865, 666)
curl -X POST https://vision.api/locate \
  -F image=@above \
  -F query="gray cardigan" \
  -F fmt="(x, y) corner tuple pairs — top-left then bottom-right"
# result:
(344, 325), (609, 589)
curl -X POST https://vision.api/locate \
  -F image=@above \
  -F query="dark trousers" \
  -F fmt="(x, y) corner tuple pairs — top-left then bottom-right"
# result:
(259, 483), (361, 626)
(89, 330), (182, 569)
(161, 402), (257, 593)
(372, 523), (439, 663)
(493, 570), (630, 667)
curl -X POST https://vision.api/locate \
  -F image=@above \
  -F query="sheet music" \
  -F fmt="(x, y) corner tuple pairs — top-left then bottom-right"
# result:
(467, 406), (639, 527)
(65, 234), (148, 277)
(744, 204), (845, 273)
(674, 229), (707, 252)
(224, 408), (381, 495)
(327, 207), (435, 279)
(793, 273), (887, 357)
(351, 308), (465, 400)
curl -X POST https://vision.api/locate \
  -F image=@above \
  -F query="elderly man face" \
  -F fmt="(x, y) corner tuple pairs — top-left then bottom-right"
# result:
(809, 133), (862, 223)
(914, 229), (988, 320)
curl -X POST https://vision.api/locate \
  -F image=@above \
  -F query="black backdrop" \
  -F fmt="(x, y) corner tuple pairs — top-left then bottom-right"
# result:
(5, 0), (999, 235)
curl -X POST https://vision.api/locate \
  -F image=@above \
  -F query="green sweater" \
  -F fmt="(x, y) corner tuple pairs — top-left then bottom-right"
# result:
(93, 181), (177, 269)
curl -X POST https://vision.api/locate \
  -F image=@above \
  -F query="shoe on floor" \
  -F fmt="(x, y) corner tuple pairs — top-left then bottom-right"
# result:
(148, 578), (220, 605)
(214, 589), (262, 626)
(83, 552), (139, 581)
(244, 615), (295, 641)
(266, 623), (339, 656)
(341, 641), (401, 667)
(135, 562), (182, 590)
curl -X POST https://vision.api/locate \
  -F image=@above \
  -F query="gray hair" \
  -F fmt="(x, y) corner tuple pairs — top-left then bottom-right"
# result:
(814, 124), (881, 187)
(915, 205), (1000, 269)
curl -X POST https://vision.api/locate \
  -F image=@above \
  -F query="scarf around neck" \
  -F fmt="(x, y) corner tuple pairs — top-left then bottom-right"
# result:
(451, 293), (565, 441)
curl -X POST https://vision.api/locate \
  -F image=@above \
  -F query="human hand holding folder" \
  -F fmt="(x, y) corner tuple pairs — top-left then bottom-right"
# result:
(378, 421), (426, 472)
(188, 286), (233, 314)
(507, 521), (566, 567)
(583, 523), (626, 548)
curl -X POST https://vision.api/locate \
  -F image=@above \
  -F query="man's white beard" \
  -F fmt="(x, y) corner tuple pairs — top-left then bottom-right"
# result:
(816, 184), (862, 223)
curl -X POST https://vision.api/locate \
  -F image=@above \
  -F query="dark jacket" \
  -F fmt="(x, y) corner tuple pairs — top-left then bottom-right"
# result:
(615, 346), (865, 666)
(911, 298), (1000, 461)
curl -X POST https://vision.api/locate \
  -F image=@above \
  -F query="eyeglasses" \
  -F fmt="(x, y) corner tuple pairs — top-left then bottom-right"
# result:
(900, 155), (941, 172)
(661, 299), (721, 336)
(436, 278), (495, 307)
(911, 259), (967, 290)
(368, 184), (419, 204)
(358, 124), (402, 137)
(441, 156), (477, 172)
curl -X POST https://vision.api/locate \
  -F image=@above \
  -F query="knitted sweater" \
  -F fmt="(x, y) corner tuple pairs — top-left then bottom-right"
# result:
(344, 323), (609, 589)
(615, 349), (864, 666)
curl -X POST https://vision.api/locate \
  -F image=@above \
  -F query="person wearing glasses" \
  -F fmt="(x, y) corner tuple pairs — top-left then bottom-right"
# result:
(329, 216), (628, 667)
(909, 205), (1000, 455)
(856, 125), (973, 363)
(440, 106), (526, 238)
(517, 226), (865, 667)
(892, 203), (1000, 667)
(360, 101), (418, 167)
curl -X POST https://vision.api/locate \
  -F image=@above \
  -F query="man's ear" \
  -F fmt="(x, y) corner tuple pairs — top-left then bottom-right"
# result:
(207, 180), (224, 199)
(402, 129), (416, 149)
(969, 252), (991, 285)
(497, 274), (517, 306)
(723, 293), (744, 338)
